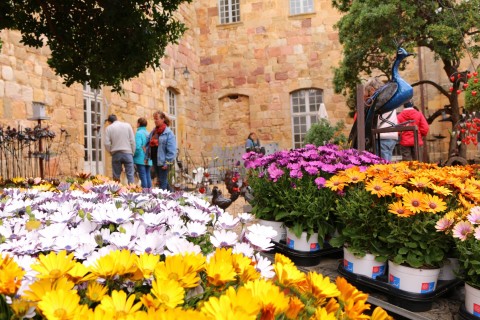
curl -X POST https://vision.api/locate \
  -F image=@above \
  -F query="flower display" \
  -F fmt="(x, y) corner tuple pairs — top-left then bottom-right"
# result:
(436, 205), (480, 287)
(327, 161), (480, 268)
(243, 144), (384, 243)
(0, 250), (392, 319)
(0, 182), (392, 319)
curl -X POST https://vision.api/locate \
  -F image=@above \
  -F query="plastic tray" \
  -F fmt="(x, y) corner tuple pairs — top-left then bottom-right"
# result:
(269, 240), (343, 267)
(337, 263), (463, 312)
(459, 304), (480, 319)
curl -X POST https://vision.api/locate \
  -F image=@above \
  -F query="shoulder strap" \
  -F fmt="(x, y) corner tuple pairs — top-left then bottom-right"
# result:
(379, 111), (396, 127)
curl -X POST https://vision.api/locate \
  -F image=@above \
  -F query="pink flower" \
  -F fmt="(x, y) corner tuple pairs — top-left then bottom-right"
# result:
(435, 217), (454, 232)
(475, 227), (480, 241)
(452, 221), (474, 241)
(468, 210), (480, 225)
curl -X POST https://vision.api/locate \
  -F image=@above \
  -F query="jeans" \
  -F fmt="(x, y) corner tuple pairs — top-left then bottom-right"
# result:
(112, 153), (135, 184)
(400, 145), (424, 162)
(154, 165), (170, 190)
(379, 139), (397, 162)
(136, 164), (152, 188)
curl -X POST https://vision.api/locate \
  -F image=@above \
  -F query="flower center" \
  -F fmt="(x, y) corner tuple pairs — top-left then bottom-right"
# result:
(54, 308), (67, 318)
(411, 200), (420, 207)
(168, 273), (179, 281)
(429, 203), (437, 209)
(160, 294), (170, 302)
(49, 269), (62, 278)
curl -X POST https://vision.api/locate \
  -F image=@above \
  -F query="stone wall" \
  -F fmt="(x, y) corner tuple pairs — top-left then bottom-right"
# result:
(0, 1), (478, 179)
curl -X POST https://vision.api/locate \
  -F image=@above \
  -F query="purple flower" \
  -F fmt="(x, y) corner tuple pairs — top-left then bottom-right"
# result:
(314, 177), (326, 188)
(267, 163), (284, 182)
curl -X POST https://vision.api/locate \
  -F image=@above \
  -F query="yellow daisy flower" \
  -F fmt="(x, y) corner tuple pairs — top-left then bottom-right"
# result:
(429, 184), (453, 197)
(205, 248), (237, 287)
(324, 297), (340, 314)
(233, 253), (260, 282)
(285, 296), (304, 319)
(335, 277), (370, 319)
(137, 253), (160, 279)
(38, 289), (82, 320)
(0, 255), (25, 295)
(388, 201), (414, 217)
(181, 253), (206, 273)
(202, 286), (260, 319)
(151, 278), (185, 309)
(325, 175), (347, 191)
(226, 286), (261, 317)
(22, 277), (76, 302)
(243, 279), (289, 317)
(371, 306), (394, 320)
(86, 281), (108, 302)
(274, 253), (295, 266)
(98, 290), (142, 317)
(365, 179), (393, 197)
(408, 176), (431, 189)
(67, 262), (90, 284)
(402, 191), (427, 214)
(10, 299), (35, 319)
(342, 167), (367, 184)
(310, 307), (337, 320)
(274, 261), (306, 288)
(31, 250), (77, 280)
(307, 272), (340, 301)
(424, 194), (447, 213)
(154, 254), (200, 289)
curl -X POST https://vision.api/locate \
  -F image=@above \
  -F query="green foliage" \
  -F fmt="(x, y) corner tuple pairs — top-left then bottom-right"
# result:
(0, 0), (191, 92)
(248, 169), (336, 243)
(331, 0), (480, 111)
(303, 118), (348, 147)
(456, 237), (480, 287)
(330, 186), (390, 260)
(383, 212), (452, 268)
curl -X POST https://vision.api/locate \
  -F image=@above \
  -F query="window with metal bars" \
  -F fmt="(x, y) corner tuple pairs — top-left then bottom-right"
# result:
(289, 0), (314, 15)
(219, 0), (240, 24)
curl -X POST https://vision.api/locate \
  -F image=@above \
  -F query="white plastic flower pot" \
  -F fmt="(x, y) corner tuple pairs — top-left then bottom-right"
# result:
(285, 228), (320, 252)
(388, 261), (440, 294)
(438, 258), (460, 281)
(343, 247), (386, 279)
(465, 283), (480, 317)
(257, 219), (286, 243)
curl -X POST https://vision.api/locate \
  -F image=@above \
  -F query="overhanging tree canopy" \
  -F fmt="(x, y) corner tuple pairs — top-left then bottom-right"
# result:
(0, 0), (191, 92)
(331, 0), (480, 158)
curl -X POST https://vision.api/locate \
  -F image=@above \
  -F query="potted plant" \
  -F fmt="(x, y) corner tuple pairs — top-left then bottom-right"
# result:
(327, 162), (477, 291)
(243, 144), (384, 251)
(436, 205), (480, 317)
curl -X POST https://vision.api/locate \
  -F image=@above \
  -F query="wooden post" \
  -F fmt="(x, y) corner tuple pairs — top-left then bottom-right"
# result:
(356, 84), (365, 151)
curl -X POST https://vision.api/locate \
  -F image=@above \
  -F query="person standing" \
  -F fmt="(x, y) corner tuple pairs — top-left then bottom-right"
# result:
(397, 101), (430, 161)
(363, 78), (399, 161)
(245, 132), (265, 154)
(146, 111), (176, 190)
(133, 117), (152, 188)
(104, 114), (136, 184)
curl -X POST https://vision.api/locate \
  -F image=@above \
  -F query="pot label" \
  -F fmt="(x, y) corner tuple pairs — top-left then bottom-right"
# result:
(389, 274), (400, 288)
(287, 238), (294, 249)
(310, 243), (320, 251)
(372, 265), (385, 279)
(421, 282), (435, 293)
(344, 259), (353, 273)
(474, 303), (480, 316)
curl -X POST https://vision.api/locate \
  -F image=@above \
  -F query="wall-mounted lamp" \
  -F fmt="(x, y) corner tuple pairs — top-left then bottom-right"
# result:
(174, 67), (190, 80)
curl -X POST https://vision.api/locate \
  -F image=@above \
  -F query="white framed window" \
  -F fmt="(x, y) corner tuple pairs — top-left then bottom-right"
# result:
(83, 83), (104, 175)
(167, 88), (177, 138)
(219, 0), (240, 24)
(290, 0), (314, 15)
(291, 88), (323, 149)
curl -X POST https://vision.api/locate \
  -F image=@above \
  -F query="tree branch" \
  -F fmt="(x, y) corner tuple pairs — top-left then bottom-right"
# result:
(411, 80), (450, 98)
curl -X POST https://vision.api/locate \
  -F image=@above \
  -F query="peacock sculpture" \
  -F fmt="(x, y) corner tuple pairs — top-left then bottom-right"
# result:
(349, 47), (414, 150)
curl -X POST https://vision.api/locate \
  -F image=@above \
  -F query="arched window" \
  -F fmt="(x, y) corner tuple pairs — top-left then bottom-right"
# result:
(291, 88), (323, 148)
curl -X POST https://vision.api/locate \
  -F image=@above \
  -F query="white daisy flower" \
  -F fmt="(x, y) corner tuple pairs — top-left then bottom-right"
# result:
(186, 221), (207, 237)
(74, 243), (98, 260)
(232, 242), (254, 257)
(238, 213), (255, 224)
(133, 231), (166, 255)
(184, 207), (212, 224)
(247, 224), (278, 239)
(253, 253), (275, 279)
(245, 232), (274, 251)
(165, 236), (201, 256)
(216, 213), (240, 230)
(139, 212), (168, 226)
(210, 229), (238, 248)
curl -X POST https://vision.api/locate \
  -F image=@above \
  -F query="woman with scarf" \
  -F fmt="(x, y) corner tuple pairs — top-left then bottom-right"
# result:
(146, 111), (177, 190)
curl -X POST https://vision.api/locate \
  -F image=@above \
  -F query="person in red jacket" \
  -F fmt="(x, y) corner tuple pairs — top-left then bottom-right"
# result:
(397, 101), (429, 161)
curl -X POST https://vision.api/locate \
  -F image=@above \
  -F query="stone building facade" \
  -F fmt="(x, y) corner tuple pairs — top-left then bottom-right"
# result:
(0, 0), (476, 179)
